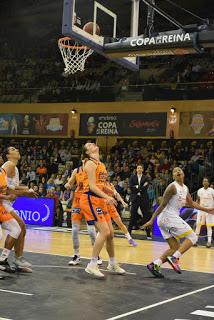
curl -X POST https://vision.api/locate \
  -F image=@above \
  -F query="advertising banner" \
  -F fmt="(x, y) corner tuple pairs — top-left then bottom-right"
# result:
(0, 114), (68, 136)
(13, 197), (55, 227)
(179, 112), (214, 137)
(79, 113), (167, 136)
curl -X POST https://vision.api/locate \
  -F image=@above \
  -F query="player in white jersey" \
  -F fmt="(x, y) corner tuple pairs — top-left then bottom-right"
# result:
(1, 147), (37, 271)
(195, 177), (214, 248)
(143, 167), (214, 278)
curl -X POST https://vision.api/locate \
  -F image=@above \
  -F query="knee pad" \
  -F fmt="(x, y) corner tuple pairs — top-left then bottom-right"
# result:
(2, 219), (21, 239)
(87, 225), (97, 244)
(72, 223), (80, 247)
(186, 231), (197, 245)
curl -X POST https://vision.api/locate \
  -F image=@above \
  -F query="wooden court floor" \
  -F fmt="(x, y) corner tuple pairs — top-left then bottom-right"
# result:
(0, 228), (213, 274)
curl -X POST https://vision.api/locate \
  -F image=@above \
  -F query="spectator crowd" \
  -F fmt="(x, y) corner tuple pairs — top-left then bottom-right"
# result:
(0, 137), (213, 226)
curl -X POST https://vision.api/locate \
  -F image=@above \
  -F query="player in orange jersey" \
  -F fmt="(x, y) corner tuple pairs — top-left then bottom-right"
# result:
(103, 181), (138, 247)
(65, 165), (102, 266)
(0, 165), (21, 273)
(80, 142), (126, 278)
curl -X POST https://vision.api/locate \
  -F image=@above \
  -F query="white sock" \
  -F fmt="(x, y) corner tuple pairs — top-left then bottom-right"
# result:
(125, 232), (132, 241)
(153, 258), (163, 266)
(74, 249), (80, 256)
(207, 227), (212, 243)
(109, 257), (116, 265)
(173, 250), (182, 259)
(89, 257), (98, 266)
(0, 248), (11, 261)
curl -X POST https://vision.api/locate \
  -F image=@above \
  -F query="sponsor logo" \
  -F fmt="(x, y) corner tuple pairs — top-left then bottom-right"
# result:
(96, 208), (103, 215)
(71, 208), (81, 214)
(130, 33), (191, 47)
(96, 122), (118, 135)
(15, 204), (51, 223)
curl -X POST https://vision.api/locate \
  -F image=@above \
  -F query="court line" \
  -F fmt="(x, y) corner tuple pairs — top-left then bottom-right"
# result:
(33, 265), (136, 276)
(105, 284), (214, 320)
(0, 317), (13, 320)
(25, 250), (214, 275)
(206, 306), (214, 308)
(0, 289), (33, 296)
(191, 310), (214, 317)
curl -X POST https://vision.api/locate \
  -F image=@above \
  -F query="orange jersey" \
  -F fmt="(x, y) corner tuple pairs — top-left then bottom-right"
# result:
(75, 166), (84, 194)
(0, 168), (7, 193)
(0, 168), (13, 222)
(82, 159), (108, 193)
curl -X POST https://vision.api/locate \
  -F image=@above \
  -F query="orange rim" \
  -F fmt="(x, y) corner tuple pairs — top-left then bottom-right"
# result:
(58, 37), (91, 50)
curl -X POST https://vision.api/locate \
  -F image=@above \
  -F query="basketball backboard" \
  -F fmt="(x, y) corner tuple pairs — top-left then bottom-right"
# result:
(62, 0), (140, 71)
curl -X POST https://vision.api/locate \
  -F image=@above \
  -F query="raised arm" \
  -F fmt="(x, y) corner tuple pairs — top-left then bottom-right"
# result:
(143, 184), (176, 228)
(64, 168), (77, 189)
(186, 193), (214, 214)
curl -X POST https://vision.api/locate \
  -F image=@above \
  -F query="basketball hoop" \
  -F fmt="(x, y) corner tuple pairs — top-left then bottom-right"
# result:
(58, 37), (93, 75)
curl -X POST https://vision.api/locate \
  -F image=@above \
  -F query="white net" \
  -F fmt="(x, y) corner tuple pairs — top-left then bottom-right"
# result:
(58, 37), (93, 75)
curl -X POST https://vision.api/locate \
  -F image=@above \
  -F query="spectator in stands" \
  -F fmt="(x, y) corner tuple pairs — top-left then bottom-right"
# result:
(26, 166), (36, 182)
(36, 160), (47, 176)
(46, 174), (55, 190)
(54, 174), (64, 187)
(28, 181), (35, 192)
(47, 157), (58, 176)
(38, 185), (46, 197)
(46, 188), (64, 227)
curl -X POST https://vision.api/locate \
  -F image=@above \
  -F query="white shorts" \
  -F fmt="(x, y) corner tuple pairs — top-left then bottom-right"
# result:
(157, 214), (194, 240)
(196, 210), (214, 227)
(2, 201), (14, 213)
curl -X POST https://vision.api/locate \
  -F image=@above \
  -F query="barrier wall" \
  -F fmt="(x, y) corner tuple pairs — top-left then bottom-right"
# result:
(0, 100), (214, 140)
(13, 197), (55, 227)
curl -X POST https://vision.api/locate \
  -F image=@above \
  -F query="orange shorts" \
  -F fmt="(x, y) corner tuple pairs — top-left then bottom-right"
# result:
(107, 204), (120, 220)
(80, 193), (111, 224)
(0, 204), (13, 222)
(71, 193), (83, 222)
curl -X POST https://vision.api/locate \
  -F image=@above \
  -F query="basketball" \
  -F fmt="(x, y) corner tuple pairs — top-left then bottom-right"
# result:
(83, 22), (100, 36)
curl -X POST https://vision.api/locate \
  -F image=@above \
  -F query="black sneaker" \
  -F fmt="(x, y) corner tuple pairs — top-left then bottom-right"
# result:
(68, 255), (80, 266)
(0, 259), (16, 273)
(147, 262), (164, 278)
(97, 256), (103, 265)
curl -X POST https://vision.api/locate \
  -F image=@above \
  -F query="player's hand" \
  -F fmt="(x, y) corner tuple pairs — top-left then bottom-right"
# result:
(64, 183), (71, 190)
(121, 201), (128, 208)
(142, 219), (154, 229)
(6, 194), (17, 201)
(26, 190), (38, 198)
(106, 196), (117, 206)
(206, 208), (214, 215)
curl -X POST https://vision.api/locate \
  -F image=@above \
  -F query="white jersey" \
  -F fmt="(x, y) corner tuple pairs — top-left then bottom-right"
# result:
(159, 181), (188, 219)
(1, 163), (19, 211)
(157, 181), (194, 240)
(197, 187), (214, 208)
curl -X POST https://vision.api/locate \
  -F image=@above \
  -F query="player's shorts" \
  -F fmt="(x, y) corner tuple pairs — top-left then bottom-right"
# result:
(157, 214), (194, 240)
(71, 192), (83, 222)
(107, 204), (120, 220)
(196, 210), (214, 227)
(80, 193), (110, 225)
(0, 204), (13, 222)
(2, 200), (14, 213)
